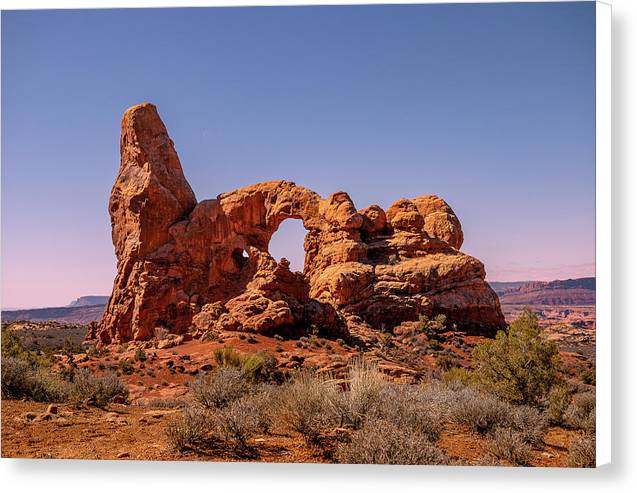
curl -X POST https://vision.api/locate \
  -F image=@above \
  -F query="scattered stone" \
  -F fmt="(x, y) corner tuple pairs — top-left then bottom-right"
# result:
(117, 452), (130, 459)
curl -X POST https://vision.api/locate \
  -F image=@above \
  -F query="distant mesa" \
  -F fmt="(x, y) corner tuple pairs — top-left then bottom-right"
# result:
(67, 295), (110, 307)
(92, 102), (506, 345)
(491, 277), (595, 305)
(1, 295), (108, 324)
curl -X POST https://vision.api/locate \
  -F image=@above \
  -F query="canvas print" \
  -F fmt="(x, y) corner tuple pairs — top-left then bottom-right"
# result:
(1, 2), (597, 466)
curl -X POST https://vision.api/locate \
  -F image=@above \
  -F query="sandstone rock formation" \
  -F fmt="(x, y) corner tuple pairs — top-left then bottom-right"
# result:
(95, 103), (505, 344)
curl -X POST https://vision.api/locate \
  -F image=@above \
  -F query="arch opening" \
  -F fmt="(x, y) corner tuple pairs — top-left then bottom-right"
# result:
(268, 218), (307, 273)
(231, 248), (249, 271)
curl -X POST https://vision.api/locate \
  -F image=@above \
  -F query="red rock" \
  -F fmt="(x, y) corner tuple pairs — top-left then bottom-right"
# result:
(94, 104), (505, 344)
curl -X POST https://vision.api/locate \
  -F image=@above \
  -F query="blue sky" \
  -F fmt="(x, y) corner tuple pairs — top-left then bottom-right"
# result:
(1, 2), (596, 308)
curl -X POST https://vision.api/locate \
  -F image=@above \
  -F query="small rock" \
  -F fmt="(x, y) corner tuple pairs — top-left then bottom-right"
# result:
(46, 404), (58, 415)
(23, 412), (38, 421)
(117, 452), (130, 459)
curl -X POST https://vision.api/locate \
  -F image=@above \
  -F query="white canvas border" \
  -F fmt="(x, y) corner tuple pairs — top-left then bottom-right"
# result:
(595, 0), (611, 468)
(0, 0), (615, 481)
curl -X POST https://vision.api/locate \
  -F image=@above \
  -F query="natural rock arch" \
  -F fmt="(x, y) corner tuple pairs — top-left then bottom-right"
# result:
(93, 103), (505, 344)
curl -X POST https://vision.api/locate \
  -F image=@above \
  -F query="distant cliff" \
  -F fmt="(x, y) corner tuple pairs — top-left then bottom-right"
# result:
(2, 296), (108, 324)
(67, 296), (109, 307)
(492, 277), (595, 305)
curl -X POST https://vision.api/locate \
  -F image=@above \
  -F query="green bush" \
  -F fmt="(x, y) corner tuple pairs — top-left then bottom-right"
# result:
(1, 356), (68, 402)
(546, 385), (572, 425)
(134, 347), (147, 362)
(418, 313), (447, 336)
(214, 346), (244, 367)
(240, 352), (277, 382)
(1, 325), (48, 367)
(213, 346), (276, 382)
(442, 366), (473, 386)
(471, 307), (561, 406)
(580, 367), (596, 386)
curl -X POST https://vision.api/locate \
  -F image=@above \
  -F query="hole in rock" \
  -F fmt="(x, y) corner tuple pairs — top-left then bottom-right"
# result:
(231, 248), (249, 271)
(268, 219), (306, 273)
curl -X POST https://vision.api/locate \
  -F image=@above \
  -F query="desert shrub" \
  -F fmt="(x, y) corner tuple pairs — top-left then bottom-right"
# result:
(373, 384), (442, 442)
(418, 313), (447, 336)
(486, 428), (533, 466)
(471, 307), (561, 406)
(340, 359), (387, 429)
(213, 346), (244, 368)
(442, 366), (473, 386)
(1, 325), (47, 367)
(447, 385), (511, 435)
(213, 346), (276, 382)
(68, 368), (129, 407)
(1, 356), (68, 402)
(565, 392), (595, 433)
(567, 433), (596, 467)
(546, 385), (572, 425)
(118, 358), (134, 375)
(134, 347), (147, 362)
(436, 354), (460, 371)
(248, 385), (278, 434)
(190, 366), (253, 410)
(277, 370), (340, 444)
(165, 405), (213, 452)
(509, 404), (547, 447)
(240, 352), (277, 382)
(580, 367), (596, 386)
(213, 395), (264, 453)
(147, 398), (186, 409)
(336, 418), (449, 465)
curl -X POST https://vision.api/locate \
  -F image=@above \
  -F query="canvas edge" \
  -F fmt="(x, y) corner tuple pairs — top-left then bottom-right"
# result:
(595, 0), (611, 468)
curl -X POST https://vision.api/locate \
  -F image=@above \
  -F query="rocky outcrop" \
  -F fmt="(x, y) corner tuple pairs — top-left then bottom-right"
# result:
(95, 103), (505, 344)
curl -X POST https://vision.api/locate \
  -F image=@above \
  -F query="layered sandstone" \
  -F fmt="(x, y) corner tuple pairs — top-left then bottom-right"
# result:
(95, 103), (505, 344)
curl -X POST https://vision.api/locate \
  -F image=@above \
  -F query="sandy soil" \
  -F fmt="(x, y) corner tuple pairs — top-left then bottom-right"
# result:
(1, 400), (579, 466)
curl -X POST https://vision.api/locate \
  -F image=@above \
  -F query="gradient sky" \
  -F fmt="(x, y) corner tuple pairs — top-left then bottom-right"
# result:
(1, 2), (596, 309)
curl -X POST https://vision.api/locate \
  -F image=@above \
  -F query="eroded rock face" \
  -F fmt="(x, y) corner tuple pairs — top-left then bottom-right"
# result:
(95, 103), (505, 344)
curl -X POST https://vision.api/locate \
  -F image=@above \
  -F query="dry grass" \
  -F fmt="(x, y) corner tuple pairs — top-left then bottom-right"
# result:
(276, 370), (340, 444)
(486, 428), (533, 466)
(567, 433), (595, 468)
(336, 418), (449, 465)
(565, 392), (596, 433)
(190, 366), (253, 409)
(165, 405), (212, 452)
